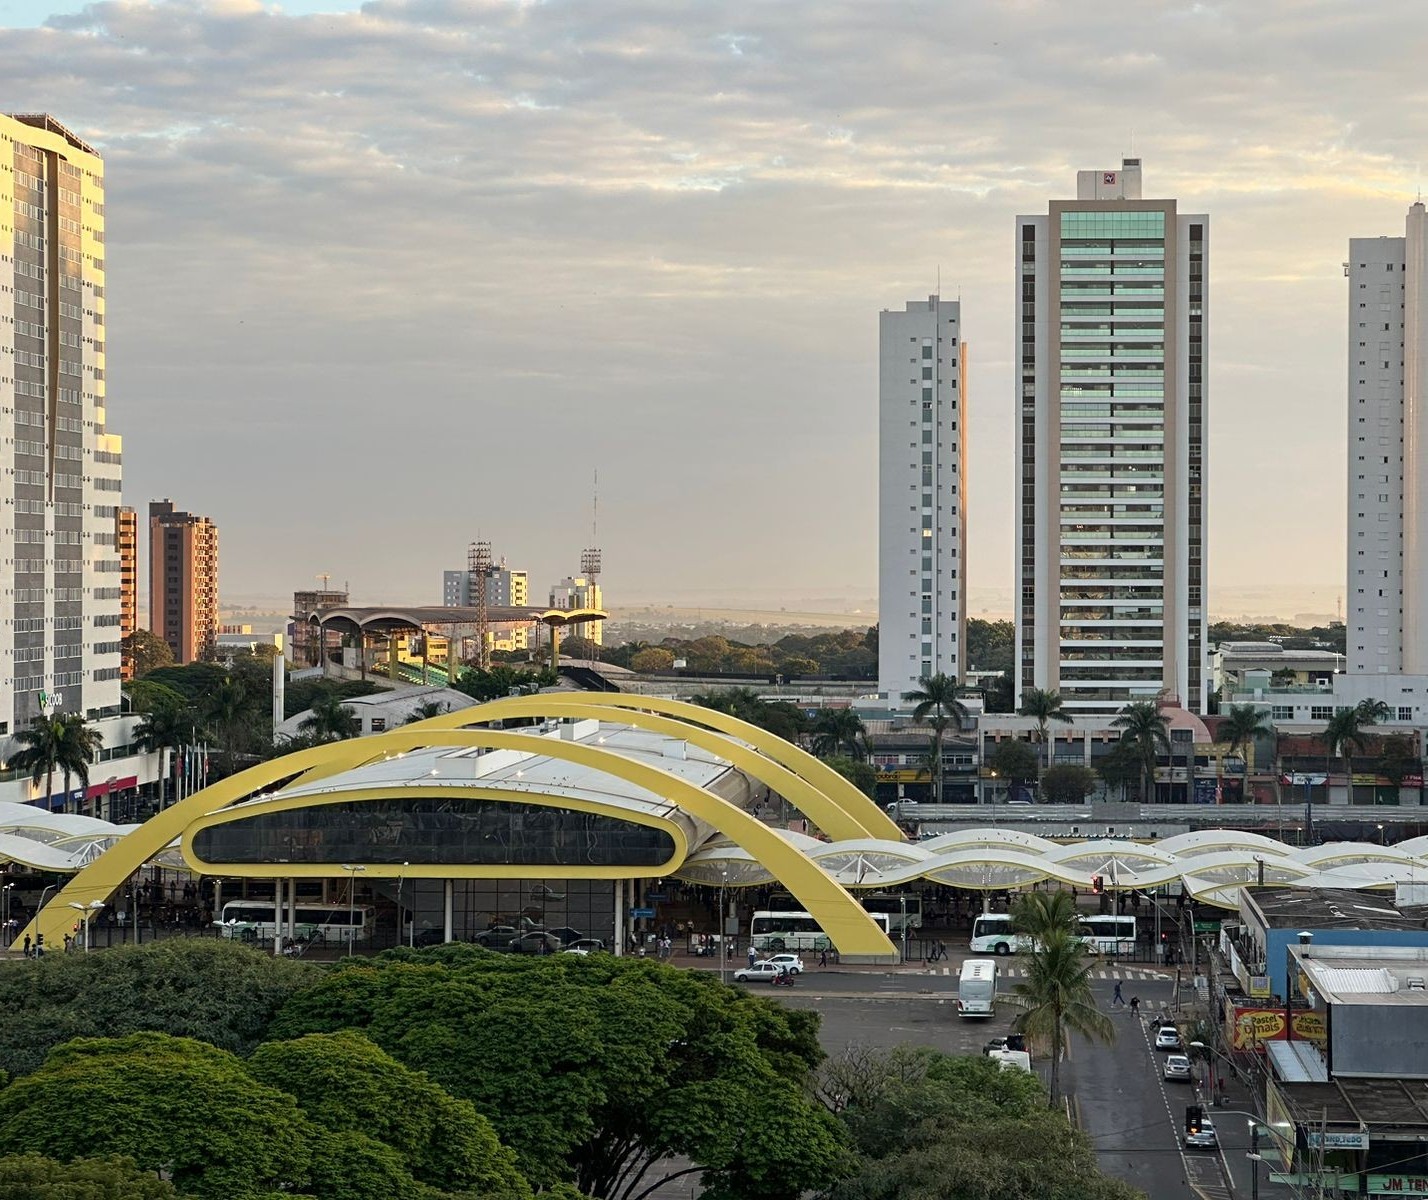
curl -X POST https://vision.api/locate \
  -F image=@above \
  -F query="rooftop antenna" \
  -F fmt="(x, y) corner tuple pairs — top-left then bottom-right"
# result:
(316, 572), (331, 590)
(580, 469), (602, 585)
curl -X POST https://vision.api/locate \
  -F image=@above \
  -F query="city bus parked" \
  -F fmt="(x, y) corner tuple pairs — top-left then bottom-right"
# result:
(1079, 914), (1137, 954)
(957, 959), (998, 1018)
(969, 912), (1033, 955)
(215, 900), (374, 945)
(773, 890), (922, 935)
(750, 909), (892, 952)
(969, 910), (1137, 955)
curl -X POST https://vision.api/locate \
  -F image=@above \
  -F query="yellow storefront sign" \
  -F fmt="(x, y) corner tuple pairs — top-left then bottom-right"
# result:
(1230, 1007), (1326, 1050)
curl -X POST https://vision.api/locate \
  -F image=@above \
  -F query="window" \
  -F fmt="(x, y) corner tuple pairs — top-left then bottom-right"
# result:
(1271, 706), (1294, 720)
(1399, 707), (1413, 721)
(1310, 706), (1333, 721)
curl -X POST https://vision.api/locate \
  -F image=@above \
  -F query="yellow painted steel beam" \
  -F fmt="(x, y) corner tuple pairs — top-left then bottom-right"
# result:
(409, 691), (905, 842)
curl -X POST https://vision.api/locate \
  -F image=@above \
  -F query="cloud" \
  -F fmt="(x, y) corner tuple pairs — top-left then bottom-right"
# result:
(4, 0), (1426, 613)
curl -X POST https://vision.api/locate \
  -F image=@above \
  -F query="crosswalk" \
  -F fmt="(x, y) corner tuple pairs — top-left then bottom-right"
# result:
(922, 964), (1168, 981)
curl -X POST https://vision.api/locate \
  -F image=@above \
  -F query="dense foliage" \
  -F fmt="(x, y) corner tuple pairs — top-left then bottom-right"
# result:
(0, 1154), (184, 1200)
(603, 628), (877, 677)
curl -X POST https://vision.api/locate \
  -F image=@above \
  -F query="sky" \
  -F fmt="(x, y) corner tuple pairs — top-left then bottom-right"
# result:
(4, 0), (1427, 619)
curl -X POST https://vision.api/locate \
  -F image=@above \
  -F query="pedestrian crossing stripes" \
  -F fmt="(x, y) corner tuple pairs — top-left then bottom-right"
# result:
(922, 965), (1167, 981)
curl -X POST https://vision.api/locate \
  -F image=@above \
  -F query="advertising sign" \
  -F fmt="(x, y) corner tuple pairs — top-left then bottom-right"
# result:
(1229, 1006), (1326, 1050)
(1248, 976), (1273, 998)
(1369, 1176), (1428, 1195)
(1308, 1131), (1370, 1151)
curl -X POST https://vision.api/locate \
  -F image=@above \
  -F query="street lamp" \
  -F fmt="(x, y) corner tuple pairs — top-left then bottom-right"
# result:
(341, 864), (366, 956)
(1, 882), (13, 947)
(719, 867), (729, 986)
(401, 862), (413, 949)
(66, 900), (104, 953)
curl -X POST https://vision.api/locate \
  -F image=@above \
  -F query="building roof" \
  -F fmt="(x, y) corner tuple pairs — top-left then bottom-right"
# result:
(1244, 886), (1428, 931)
(1293, 945), (1428, 1006)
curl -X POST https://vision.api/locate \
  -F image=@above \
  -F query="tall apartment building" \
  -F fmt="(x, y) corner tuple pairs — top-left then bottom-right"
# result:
(0, 113), (123, 734)
(550, 574), (604, 645)
(443, 557), (529, 651)
(1346, 203), (1428, 673)
(1016, 159), (1208, 718)
(877, 295), (967, 699)
(117, 506), (137, 679)
(148, 500), (219, 664)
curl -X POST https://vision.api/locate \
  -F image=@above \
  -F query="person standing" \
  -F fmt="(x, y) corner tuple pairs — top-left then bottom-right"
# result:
(1112, 980), (1125, 1007)
(747, 945), (757, 969)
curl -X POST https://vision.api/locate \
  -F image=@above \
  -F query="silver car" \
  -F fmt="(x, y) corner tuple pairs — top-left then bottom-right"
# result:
(1184, 1117), (1218, 1149)
(1155, 1025), (1182, 1051)
(1163, 1054), (1192, 1082)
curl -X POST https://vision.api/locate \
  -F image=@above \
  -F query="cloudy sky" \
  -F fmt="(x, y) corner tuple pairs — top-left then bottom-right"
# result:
(5, 0), (1425, 618)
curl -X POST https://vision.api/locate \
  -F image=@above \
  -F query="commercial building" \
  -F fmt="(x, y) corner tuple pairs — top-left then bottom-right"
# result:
(1347, 204), (1428, 674)
(877, 295), (966, 701)
(443, 556), (529, 652)
(550, 574), (603, 645)
(1211, 640), (1344, 697)
(117, 506), (137, 680)
(0, 114), (124, 733)
(1015, 158), (1208, 718)
(148, 500), (219, 664)
(290, 586), (348, 666)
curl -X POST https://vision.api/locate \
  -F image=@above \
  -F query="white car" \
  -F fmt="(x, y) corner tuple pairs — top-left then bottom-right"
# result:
(1155, 1025), (1182, 1051)
(734, 961), (787, 983)
(1185, 1117), (1218, 1150)
(1163, 1054), (1192, 1082)
(767, 953), (804, 975)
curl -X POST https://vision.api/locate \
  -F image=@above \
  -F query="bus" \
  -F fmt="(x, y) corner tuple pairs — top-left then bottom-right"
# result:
(957, 959), (998, 1019)
(772, 891), (922, 935)
(215, 900), (375, 945)
(750, 909), (892, 952)
(969, 911), (1137, 956)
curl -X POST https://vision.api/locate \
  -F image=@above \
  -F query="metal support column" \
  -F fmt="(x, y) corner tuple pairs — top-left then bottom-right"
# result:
(274, 878), (285, 958)
(443, 880), (454, 943)
(614, 878), (625, 957)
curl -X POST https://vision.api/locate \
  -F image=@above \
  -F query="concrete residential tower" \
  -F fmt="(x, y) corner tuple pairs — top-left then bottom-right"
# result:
(148, 500), (219, 664)
(878, 295), (967, 699)
(1346, 203), (1428, 673)
(0, 113), (123, 734)
(1015, 160), (1208, 717)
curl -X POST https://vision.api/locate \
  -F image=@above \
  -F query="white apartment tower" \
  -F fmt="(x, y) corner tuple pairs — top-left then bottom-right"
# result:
(1346, 204), (1428, 674)
(1016, 160), (1208, 717)
(0, 114), (123, 737)
(878, 295), (967, 699)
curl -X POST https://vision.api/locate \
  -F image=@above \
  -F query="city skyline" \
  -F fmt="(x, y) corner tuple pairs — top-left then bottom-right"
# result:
(2, 2), (1423, 617)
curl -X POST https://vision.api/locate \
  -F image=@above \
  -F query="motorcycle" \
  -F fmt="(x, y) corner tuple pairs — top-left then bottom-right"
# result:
(772, 968), (795, 987)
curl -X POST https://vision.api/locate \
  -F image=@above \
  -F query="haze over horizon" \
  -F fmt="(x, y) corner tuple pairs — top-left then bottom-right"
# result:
(3, 0), (1420, 620)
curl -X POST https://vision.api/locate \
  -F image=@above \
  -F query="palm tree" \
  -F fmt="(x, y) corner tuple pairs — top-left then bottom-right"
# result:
(1018, 688), (1072, 773)
(205, 674), (249, 777)
(134, 702), (187, 809)
(10, 714), (103, 813)
(1217, 704), (1272, 769)
(1010, 929), (1115, 1105)
(1011, 890), (1082, 944)
(404, 700), (450, 725)
(1111, 701), (1170, 804)
(902, 674), (968, 805)
(299, 693), (361, 742)
(57, 713), (103, 811)
(1357, 698), (1392, 723)
(1323, 707), (1369, 804)
(811, 708), (866, 760)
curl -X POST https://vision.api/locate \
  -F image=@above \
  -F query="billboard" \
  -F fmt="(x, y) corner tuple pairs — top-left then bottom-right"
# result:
(1228, 1005), (1326, 1050)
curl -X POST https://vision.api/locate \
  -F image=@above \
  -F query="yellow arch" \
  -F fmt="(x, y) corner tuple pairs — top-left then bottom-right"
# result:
(409, 691), (905, 842)
(23, 728), (898, 961)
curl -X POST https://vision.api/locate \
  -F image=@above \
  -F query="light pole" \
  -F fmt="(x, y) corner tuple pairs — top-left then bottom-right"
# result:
(66, 900), (104, 952)
(719, 867), (729, 986)
(402, 862), (413, 948)
(900, 893), (907, 963)
(1, 882), (13, 947)
(341, 864), (366, 956)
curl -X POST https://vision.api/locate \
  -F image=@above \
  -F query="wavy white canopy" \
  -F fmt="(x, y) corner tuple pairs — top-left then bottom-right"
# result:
(0, 803), (185, 872)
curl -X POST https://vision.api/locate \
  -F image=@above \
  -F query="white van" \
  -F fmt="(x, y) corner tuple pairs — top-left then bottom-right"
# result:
(988, 1049), (1032, 1073)
(957, 958), (998, 1019)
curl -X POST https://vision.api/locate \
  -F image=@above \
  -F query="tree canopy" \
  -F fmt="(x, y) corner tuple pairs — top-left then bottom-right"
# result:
(0, 1154), (184, 1200)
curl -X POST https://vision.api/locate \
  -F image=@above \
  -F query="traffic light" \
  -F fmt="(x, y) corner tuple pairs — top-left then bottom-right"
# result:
(1092, 875), (1104, 895)
(1186, 1105), (1204, 1136)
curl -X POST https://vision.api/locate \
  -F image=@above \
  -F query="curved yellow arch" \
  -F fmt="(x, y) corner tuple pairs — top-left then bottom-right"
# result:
(23, 728), (898, 961)
(410, 691), (905, 843)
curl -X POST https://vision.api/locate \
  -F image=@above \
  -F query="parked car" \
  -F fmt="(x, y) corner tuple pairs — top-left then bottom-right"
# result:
(734, 961), (787, 983)
(1163, 1054), (1192, 1082)
(510, 931), (563, 954)
(767, 953), (805, 975)
(983, 1034), (1027, 1056)
(561, 938), (608, 955)
(1155, 1025), (1183, 1051)
(543, 926), (585, 946)
(411, 928), (445, 948)
(1184, 1117), (1218, 1150)
(473, 925), (521, 948)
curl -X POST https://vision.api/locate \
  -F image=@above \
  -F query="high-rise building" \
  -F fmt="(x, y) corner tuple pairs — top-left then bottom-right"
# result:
(117, 506), (137, 680)
(0, 113), (123, 734)
(877, 295), (967, 699)
(148, 500), (219, 665)
(443, 558), (529, 651)
(1346, 203), (1428, 674)
(549, 574), (604, 645)
(1016, 159), (1208, 717)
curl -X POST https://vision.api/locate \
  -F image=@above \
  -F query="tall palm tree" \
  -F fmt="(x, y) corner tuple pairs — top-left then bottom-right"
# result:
(1018, 688), (1072, 773)
(134, 702), (187, 809)
(10, 714), (103, 813)
(811, 708), (866, 760)
(404, 699), (450, 725)
(1010, 929), (1115, 1105)
(1011, 890), (1082, 944)
(1323, 707), (1369, 804)
(205, 674), (249, 777)
(299, 693), (361, 742)
(1111, 701), (1170, 804)
(902, 674), (968, 805)
(1357, 698), (1392, 723)
(57, 713), (103, 812)
(1217, 704), (1272, 768)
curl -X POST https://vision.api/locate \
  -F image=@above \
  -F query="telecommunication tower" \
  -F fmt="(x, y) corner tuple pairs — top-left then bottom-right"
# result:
(468, 540), (493, 670)
(581, 469), (602, 585)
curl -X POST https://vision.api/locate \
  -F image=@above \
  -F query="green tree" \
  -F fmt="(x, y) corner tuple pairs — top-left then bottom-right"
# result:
(453, 665), (557, 702)
(902, 674), (968, 804)
(0, 939), (316, 1080)
(1093, 740), (1141, 801)
(268, 950), (843, 1200)
(248, 1032), (530, 1198)
(1039, 764), (1099, 805)
(298, 690), (361, 742)
(403, 699), (450, 724)
(0, 1033), (312, 1198)
(1378, 733), (1421, 788)
(205, 673), (250, 777)
(133, 699), (188, 810)
(1217, 704), (1272, 768)
(122, 629), (174, 678)
(1009, 931), (1114, 1105)
(1323, 706), (1370, 803)
(9, 714), (102, 811)
(965, 618), (1014, 674)
(629, 647), (674, 672)
(1010, 891), (1081, 943)
(811, 708), (867, 759)
(825, 754), (878, 798)
(989, 739), (1038, 789)
(1017, 688), (1072, 773)
(1110, 701), (1170, 803)
(0, 1154), (183, 1200)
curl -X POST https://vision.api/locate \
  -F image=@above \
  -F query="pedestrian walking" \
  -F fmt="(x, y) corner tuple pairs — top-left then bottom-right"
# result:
(1129, 995), (1140, 1016)
(747, 945), (757, 969)
(1112, 980), (1125, 1007)
(937, 940), (948, 962)
(819, 948), (828, 968)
